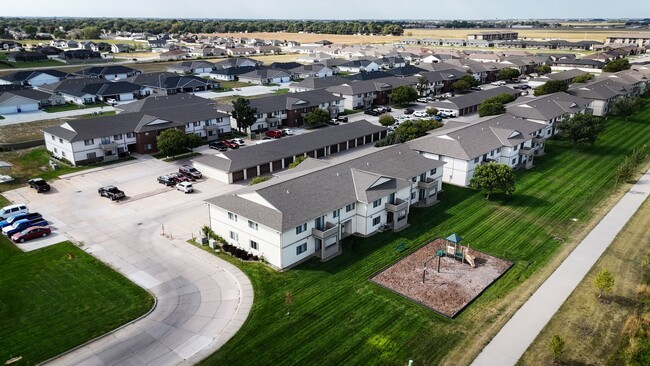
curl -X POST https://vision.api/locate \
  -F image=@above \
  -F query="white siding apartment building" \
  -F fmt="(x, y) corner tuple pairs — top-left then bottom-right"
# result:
(505, 92), (591, 137)
(206, 145), (444, 269)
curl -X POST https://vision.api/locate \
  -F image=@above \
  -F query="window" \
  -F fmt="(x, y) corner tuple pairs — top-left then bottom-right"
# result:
(53, 147), (58, 153)
(114, 134), (122, 140)
(126, 132), (135, 138)
(513, 145), (518, 151)
(412, 177), (417, 182)
(145, 143), (153, 150)
(250, 240), (258, 250)
(346, 203), (355, 212)
(229, 231), (238, 241)
(333, 209), (340, 218)
(373, 217), (381, 226)
(216, 117), (223, 122)
(411, 191), (416, 200)
(296, 243), (307, 255)
(296, 223), (307, 234)
(512, 158), (516, 165)
(59, 138), (63, 143)
(86, 152), (96, 159)
(474, 157), (479, 163)
(84, 139), (94, 146)
(248, 220), (258, 230)
(62, 151), (66, 157)
(497, 147), (501, 153)
(372, 199), (382, 208)
(228, 212), (238, 222)
(490, 150), (494, 156)
(185, 123), (190, 128)
(193, 121), (200, 127)
(430, 168), (437, 175)
(51, 135), (55, 141)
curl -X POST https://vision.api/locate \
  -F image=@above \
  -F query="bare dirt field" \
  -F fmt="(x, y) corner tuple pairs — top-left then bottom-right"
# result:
(371, 238), (512, 318)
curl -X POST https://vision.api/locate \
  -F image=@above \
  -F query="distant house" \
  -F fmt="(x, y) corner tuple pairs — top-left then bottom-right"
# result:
(288, 76), (349, 93)
(0, 88), (65, 114)
(227, 47), (257, 56)
(0, 40), (22, 51)
(337, 59), (380, 73)
(111, 43), (133, 53)
(38, 78), (151, 104)
(158, 49), (189, 61)
(61, 49), (102, 60)
(429, 86), (521, 116)
(126, 72), (218, 95)
(289, 64), (334, 79)
(76, 66), (142, 81)
(0, 69), (72, 87)
(6, 52), (49, 62)
(209, 66), (258, 81)
(238, 68), (292, 85)
(506, 92), (591, 137)
(166, 61), (215, 74)
(213, 57), (260, 69)
(326, 76), (417, 110)
(567, 79), (631, 116)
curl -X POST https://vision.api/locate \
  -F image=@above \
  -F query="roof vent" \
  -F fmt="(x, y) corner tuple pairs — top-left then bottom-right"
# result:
(336, 172), (340, 176)
(286, 190), (290, 194)
(366, 162), (370, 166)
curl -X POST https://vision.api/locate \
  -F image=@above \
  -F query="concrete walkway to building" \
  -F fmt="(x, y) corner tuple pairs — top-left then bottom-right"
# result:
(472, 168), (650, 366)
(0, 106), (115, 125)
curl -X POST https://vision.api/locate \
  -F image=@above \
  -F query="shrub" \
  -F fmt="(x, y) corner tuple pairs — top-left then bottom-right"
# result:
(249, 176), (271, 185)
(289, 155), (307, 169)
(378, 113), (395, 126)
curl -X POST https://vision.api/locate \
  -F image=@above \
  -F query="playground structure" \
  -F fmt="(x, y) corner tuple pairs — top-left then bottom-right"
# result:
(431, 233), (476, 274)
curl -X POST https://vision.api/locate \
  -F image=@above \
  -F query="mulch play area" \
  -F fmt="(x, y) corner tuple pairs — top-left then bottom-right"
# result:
(371, 237), (512, 318)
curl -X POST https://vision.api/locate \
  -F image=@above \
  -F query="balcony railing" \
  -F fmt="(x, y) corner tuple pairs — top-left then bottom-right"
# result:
(312, 222), (338, 239)
(99, 142), (118, 150)
(204, 125), (218, 132)
(417, 177), (438, 190)
(385, 198), (408, 213)
(532, 135), (546, 144)
(519, 147), (534, 157)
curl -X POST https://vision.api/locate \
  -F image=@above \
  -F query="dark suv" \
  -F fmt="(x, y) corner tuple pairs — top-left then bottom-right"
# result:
(209, 141), (228, 151)
(98, 186), (125, 201)
(28, 178), (51, 193)
(157, 175), (177, 186)
(179, 165), (202, 179)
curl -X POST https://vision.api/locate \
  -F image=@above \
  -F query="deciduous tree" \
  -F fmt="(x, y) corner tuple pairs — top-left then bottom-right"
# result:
(497, 68), (521, 81)
(391, 86), (418, 105)
(478, 102), (505, 117)
(534, 80), (568, 96)
(231, 97), (258, 132)
(303, 108), (330, 127)
(556, 114), (605, 147)
(594, 269), (614, 298)
(378, 113), (395, 126)
(470, 162), (516, 200)
(603, 58), (631, 73)
(156, 128), (188, 159)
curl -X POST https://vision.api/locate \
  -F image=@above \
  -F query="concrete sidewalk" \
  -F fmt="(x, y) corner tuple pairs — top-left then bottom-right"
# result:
(472, 168), (650, 366)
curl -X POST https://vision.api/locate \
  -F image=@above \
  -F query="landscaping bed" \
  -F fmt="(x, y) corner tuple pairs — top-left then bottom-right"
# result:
(371, 238), (511, 317)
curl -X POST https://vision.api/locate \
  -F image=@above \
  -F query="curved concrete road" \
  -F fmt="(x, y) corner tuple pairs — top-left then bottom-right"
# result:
(4, 157), (252, 365)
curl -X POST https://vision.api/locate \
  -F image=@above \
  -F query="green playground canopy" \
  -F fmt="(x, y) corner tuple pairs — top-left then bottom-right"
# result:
(446, 233), (462, 243)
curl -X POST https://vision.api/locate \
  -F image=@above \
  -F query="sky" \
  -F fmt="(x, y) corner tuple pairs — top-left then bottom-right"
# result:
(2, 0), (648, 20)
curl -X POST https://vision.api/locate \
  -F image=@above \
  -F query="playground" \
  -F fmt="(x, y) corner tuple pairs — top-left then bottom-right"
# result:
(371, 235), (512, 317)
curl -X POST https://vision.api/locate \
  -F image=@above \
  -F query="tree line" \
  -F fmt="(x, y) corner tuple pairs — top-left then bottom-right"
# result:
(0, 17), (404, 39)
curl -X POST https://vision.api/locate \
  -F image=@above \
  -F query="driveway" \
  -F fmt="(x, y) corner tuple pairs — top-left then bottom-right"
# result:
(3, 157), (253, 365)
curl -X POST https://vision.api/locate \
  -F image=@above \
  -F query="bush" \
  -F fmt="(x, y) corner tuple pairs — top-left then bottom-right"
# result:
(572, 73), (594, 83)
(249, 176), (271, 185)
(378, 113), (395, 126)
(288, 155), (307, 169)
(426, 107), (439, 116)
(478, 102), (505, 117)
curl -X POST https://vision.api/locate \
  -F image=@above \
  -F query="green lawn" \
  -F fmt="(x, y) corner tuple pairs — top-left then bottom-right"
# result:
(0, 59), (66, 70)
(44, 102), (107, 113)
(201, 102), (650, 366)
(0, 238), (154, 365)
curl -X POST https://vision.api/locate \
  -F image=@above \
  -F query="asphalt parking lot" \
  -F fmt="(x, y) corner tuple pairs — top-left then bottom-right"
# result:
(3, 156), (253, 366)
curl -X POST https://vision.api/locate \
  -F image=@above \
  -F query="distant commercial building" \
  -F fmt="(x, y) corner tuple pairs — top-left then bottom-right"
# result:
(467, 31), (519, 41)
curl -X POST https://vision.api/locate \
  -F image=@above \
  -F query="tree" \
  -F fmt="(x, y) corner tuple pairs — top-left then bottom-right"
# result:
(615, 157), (635, 187)
(460, 74), (480, 87)
(594, 269), (614, 298)
(534, 80), (569, 96)
(556, 114), (605, 147)
(478, 102), (505, 117)
(426, 107), (439, 116)
(416, 76), (429, 96)
(549, 334), (566, 362)
(603, 58), (631, 73)
(186, 133), (203, 153)
(378, 113), (395, 126)
(231, 98), (257, 132)
(452, 79), (472, 94)
(484, 93), (517, 105)
(303, 108), (330, 127)
(536, 65), (552, 75)
(572, 73), (594, 83)
(470, 162), (516, 200)
(24, 25), (38, 38)
(497, 68), (521, 81)
(157, 128), (188, 158)
(611, 97), (644, 119)
(391, 85), (418, 105)
(81, 26), (101, 39)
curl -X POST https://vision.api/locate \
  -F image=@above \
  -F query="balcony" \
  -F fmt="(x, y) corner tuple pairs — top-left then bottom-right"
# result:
(532, 135), (546, 144)
(99, 142), (118, 150)
(417, 177), (438, 190)
(518, 147), (534, 157)
(312, 222), (338, 240)
(480, 158), (497, 166)
(385, 198), (408, 213)
(204, 124), (219, 132)
(265, 117), (280, 124)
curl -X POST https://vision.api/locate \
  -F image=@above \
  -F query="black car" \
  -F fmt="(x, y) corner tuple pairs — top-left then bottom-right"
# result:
(98, 186), (125, 201)
(209, 141), (228, 151)
(404, 108), (415, 115)
(27, 178), (50, 193)
(364, 109), (379, 116)
(157, 175), (177, 186)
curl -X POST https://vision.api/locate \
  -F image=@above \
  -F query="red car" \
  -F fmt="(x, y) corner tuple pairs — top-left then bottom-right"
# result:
(223, 140), (239, 149)
(265, 130), (283, 139)
(11, 225), (51, 243)
(169, 172), (190, 182)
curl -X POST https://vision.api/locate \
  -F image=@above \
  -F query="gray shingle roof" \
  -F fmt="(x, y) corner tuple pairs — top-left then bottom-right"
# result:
(567, 79), (630, 100)
(431, 86), (521, 110)
(193, 120), (386, 173)
(505, 92), (590, 121)
(205, 145), (444, 231)
(244, 89), (344, 114)
(126, 72), (214, 89)
(288, 76), (349, 90)
(326, 76), (416, 95)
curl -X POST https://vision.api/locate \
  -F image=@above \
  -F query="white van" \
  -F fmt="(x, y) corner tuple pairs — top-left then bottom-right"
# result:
(0, 204), (29, 220)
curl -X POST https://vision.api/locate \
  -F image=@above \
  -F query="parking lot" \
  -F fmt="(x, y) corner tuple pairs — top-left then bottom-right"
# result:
(3, 156), (253, 365)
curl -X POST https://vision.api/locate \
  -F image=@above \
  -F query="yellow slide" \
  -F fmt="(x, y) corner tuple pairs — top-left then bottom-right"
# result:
(464, 249), (476, 268)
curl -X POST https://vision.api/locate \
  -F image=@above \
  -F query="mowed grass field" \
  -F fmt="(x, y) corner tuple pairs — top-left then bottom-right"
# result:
(518, 194), (650, 365)
(200, 101), (650, 366)
(0, 236), (154, 365)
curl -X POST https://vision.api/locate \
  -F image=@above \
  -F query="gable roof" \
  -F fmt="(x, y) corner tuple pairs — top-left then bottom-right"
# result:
(505, 92), (590, 121)
(126, 72), (214, 89)
(76, 65), (141, 77)
(326, 76), (416, 95)
(431, 86), (521, 110)
(237, 68), (291, 80)
(288, 75), (349, 90)
(0, 69), (71, 83)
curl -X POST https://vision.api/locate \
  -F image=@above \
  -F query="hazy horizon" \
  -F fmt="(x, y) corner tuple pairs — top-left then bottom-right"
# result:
(2, 0), (648, 21)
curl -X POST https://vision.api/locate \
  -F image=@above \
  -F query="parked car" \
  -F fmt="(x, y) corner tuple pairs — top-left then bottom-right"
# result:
(223, 140), (239, 149)
(27, 178), (50, 193)
(231, 138), (246, 146)
(169, 172), (190, 182)
(470, 86), (483, 91)
(0, 204), (29, 220)
(416, 97), (428, 103)
(0, 212), (42, 229)
(442, 92), (454, 98)
(413, 111), (428, 118)
(380, 106), (392, 112)
(513, 84), (530, 90)
(209, 141), (228, 151)
(266, 130), (283, 139)
(326, 119), (340, 126)
(176, 182), (194, 193)
(336, 115), (349, 122)
(11, 226), (51, 243)
(520, 90), (529, 96)
(364, 109), (380, 116)
(179, 165), (202, 179)
(437, 112), (450, 119)
(433, 115), (443, 122)
(106, 98), (117, 106)
(98, 186), (125, 201)
(157, 175), (177, 186)
(491, 80), (507, 86)
(404, 108), (415, 115)
(281, 128), (295, 136)
(3, 218), (48, 237)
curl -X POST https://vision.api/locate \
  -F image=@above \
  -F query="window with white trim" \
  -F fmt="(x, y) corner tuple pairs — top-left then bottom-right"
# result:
(229, 231), (238, 241)
(250, 240), (258, 250)
(296, 243), (307, 255)
(346, 203), (355, 212)
(248, 220), (258, 230)
(228, 212), (238, 222)
(296, 223), (307, 234)
(373, 217), (381, 226)
(84, 139), (94, 146)
(373, 199), (382, 208)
